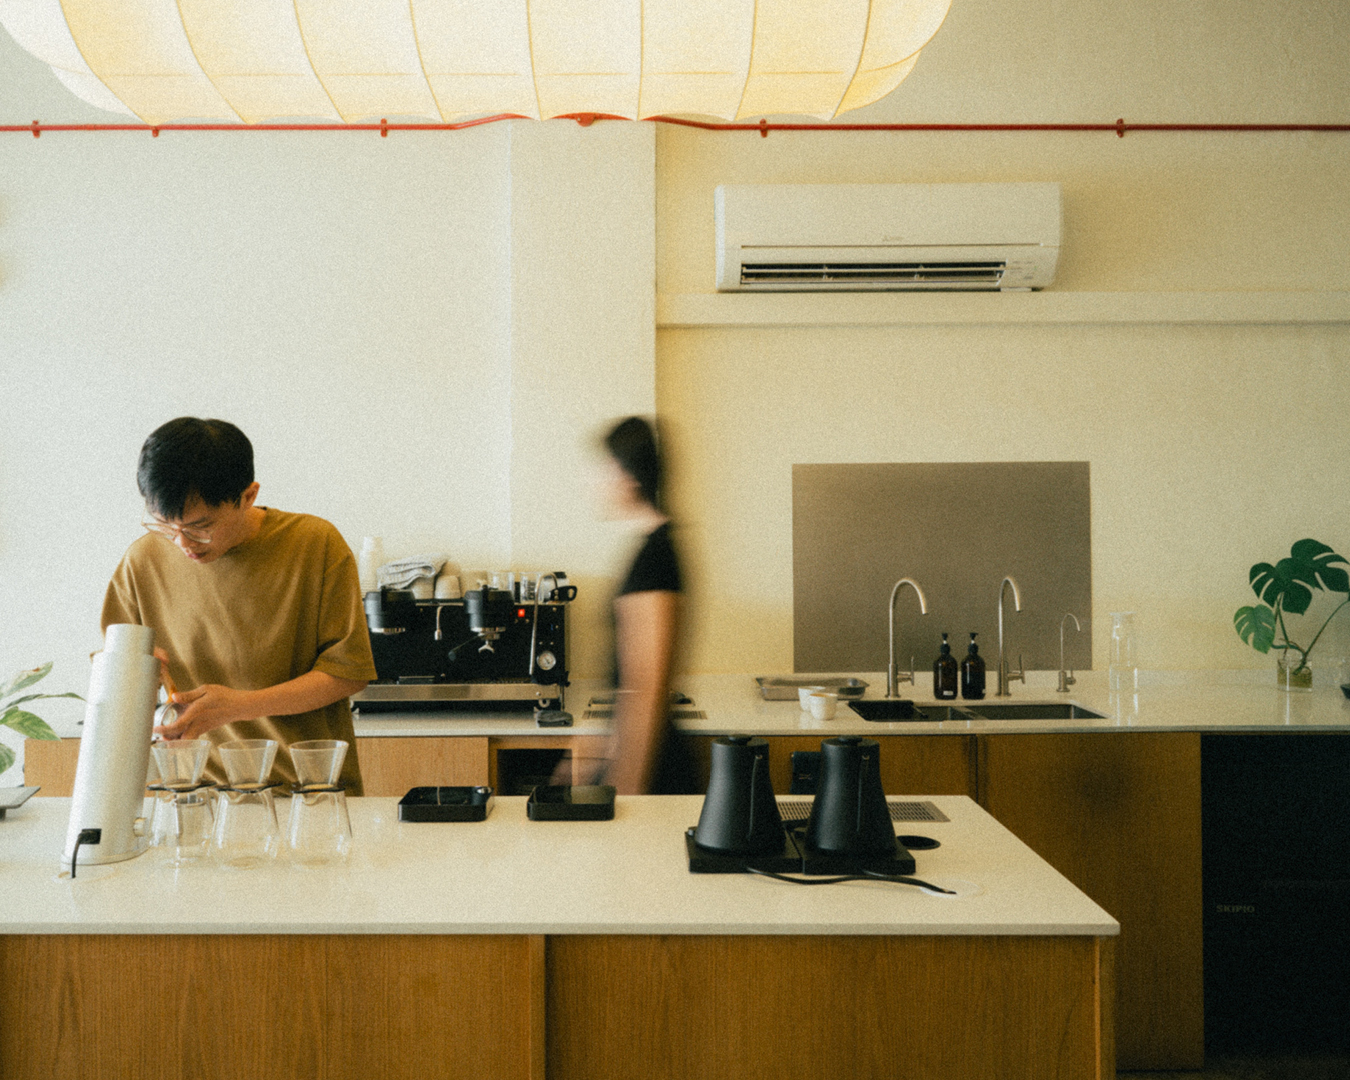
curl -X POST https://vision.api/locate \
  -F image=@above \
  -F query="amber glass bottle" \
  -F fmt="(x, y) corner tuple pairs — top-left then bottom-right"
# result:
(961, 632), (986, 700)
(933, 633), (958, 699)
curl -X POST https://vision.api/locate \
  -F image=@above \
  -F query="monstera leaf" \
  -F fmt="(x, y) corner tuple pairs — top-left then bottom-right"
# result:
(1234, 604), (1277, 653)
(1249, 540), (1350, 616)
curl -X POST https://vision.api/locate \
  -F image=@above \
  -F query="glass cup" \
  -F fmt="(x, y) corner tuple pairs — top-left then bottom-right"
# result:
(212, 787), (280, 868)
(151, 738), (212, 786)
(219, 739), (278, 787)
(287, 788), (353, 867)
(289, 740), (348, 787)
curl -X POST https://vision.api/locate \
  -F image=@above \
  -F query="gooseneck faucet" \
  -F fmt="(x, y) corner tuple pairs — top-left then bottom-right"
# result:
(996, 575), (1024, 697)
(1058, 612), (1081, 693)
(886, 578), (929, 698)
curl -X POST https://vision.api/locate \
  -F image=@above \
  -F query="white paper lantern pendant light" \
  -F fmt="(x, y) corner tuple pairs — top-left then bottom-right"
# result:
(0, 0), (952, 126)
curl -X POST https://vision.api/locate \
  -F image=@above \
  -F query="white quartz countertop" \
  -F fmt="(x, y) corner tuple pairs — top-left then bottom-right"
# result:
(0, 795), (1117, 938)
(353, 670), (1350, 738)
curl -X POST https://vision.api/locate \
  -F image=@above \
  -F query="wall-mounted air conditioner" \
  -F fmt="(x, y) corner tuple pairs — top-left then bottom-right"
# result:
(714, 182), (1062, 292)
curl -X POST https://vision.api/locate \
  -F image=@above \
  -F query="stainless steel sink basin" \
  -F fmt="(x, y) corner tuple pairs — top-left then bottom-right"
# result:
(847, 700), (1106, 722)
(960, 702), (1106, 720)
(848, 701), (968, 722)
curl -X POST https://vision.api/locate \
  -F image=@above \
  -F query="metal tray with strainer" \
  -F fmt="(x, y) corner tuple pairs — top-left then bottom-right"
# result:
(756, 676), (868, 701)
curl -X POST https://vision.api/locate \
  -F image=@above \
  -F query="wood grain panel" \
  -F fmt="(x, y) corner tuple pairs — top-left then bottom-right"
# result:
(356, 736), (489, 795)
(688, 733), (975, 796)
(547, 934), (1109, 1080)
(488, 735), (608, 789)
(0, 934), (536, 1080)
(978, 732), (1203, 1069)
(324, 935), (536, 1080)
(23, 737), (80, 796)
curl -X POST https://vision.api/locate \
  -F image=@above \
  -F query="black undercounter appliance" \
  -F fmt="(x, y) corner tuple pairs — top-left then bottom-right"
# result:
(353, 574), (575, 714)
(1202, 733), (1350, 1052)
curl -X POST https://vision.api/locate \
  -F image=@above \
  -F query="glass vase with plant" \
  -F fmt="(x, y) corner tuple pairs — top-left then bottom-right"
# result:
(1234, 539), (1350, 691)
(1, 663), (81, 777)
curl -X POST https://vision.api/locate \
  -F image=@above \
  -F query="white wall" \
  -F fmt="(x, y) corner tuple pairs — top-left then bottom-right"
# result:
(654, 0), (1350, 675)
(0, 51), (656, 778)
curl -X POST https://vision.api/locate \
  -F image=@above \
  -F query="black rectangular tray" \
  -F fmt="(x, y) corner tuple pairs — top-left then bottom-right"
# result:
(398, 786), (494, 822)
(526, 784), (616, 821)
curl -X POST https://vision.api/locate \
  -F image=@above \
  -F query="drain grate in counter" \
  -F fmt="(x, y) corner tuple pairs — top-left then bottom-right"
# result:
(775, 799), (949, 824)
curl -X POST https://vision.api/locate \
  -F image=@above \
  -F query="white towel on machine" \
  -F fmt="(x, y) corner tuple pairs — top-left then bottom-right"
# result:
(377, 555), (446, 589)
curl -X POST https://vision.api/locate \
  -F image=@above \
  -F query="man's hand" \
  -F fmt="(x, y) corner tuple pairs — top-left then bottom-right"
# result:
(155, 685), (256, 740)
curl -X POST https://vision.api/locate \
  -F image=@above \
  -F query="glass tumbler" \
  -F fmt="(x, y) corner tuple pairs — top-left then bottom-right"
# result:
(212, 787), (280, 868)
(151, 739), (212, 786)
(287, 788), (353, 867)
(1109, 612), (1139, 694)
(289, 740), (348, 787)
(219, 739), (278, 786)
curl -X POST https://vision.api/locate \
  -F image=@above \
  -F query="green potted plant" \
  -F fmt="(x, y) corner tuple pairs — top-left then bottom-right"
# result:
(1, 663), (81, 778)
(1234, 539), (1350, 691)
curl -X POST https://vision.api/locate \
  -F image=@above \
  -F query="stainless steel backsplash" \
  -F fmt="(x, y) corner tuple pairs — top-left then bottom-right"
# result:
(792, 462), (1092, 674)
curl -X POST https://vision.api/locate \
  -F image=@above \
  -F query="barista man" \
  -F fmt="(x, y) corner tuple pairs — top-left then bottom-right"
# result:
(101, 417), (377, 793)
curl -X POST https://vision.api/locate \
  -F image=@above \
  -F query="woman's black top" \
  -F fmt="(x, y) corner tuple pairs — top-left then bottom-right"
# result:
(609, 522), (700, 796)
(618, 521), (682, 600)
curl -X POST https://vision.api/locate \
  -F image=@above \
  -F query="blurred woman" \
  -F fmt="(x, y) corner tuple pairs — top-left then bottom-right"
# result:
(591, 417), (699, 795)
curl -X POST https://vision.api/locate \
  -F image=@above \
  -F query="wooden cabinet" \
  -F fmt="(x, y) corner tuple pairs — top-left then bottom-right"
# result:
(719, 733), (978, 797)
(24, 726), (1193, 1068)
(977, 732), (1203, 1070)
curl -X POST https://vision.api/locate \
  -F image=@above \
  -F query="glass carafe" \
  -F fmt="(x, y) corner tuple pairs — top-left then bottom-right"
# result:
(1109, 612), (1138, 694)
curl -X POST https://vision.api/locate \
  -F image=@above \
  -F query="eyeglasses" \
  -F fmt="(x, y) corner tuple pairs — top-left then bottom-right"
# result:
(142, 518), (214, 545)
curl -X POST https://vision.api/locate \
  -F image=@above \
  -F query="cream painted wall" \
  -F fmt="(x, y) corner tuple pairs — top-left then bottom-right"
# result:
(655, 0), (1350, 675)
(507, 120), (657, 683)
(0, 94), (655, 779)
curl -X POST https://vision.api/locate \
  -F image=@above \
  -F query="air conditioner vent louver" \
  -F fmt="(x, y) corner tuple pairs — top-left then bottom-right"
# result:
(716, 183), (1061, 292)
(741, 261), (1007, 287)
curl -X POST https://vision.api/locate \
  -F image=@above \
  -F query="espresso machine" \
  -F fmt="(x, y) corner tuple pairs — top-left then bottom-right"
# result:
(353, 572), (575, 713)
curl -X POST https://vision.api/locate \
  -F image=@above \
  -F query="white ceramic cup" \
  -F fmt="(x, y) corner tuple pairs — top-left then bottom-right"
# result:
(409, 576), (434, 600)
(797, 685), (826, 710)
(807, 692), (838, 721)
(434, 574), (461, 600)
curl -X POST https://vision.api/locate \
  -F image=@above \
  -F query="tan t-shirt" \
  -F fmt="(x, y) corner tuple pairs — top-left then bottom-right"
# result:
(101, 508), (377, 794)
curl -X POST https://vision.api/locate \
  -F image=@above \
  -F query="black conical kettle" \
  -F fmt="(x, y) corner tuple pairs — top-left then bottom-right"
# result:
(805, 735), (897, 858)
(693, 735), (785, 855)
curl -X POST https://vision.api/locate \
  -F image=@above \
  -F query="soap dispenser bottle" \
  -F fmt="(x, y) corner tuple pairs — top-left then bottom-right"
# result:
(933, 633), (958, 699)
(961, 632), (986, 700)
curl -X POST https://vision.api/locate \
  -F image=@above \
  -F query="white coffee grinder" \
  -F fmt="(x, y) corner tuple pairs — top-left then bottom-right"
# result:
(62, 623), (160, 873)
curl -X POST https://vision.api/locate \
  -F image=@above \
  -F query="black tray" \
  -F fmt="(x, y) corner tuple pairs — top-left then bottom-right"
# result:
(526, 784), (616, 820)
(398, 786), (494, 822)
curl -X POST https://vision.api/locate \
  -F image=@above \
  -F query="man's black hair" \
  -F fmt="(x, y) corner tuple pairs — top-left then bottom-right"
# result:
(137, 417), (254, 519)
(604, 416), (663, 510)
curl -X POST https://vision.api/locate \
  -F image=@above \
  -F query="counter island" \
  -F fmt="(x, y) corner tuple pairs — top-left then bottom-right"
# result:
(0, 793), (1115, 1080)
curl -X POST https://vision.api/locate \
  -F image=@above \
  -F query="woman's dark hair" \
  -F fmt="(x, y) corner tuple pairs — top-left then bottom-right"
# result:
(604, 416), (663, 510)
(137, 417), (254, 519)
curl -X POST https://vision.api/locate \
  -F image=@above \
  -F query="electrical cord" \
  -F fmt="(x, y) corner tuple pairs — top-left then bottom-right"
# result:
(742, 864), (955, 893)
(70, 827), (101, 879)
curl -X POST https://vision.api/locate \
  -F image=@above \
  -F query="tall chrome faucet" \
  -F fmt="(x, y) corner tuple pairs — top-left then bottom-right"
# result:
(1058, 612), (1081, 693)
(886, 578), (929, 698)
(996, 575), (1024, 697)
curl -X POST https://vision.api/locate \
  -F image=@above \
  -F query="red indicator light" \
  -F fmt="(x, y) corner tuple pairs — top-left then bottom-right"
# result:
(517, 608), (526, 618)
